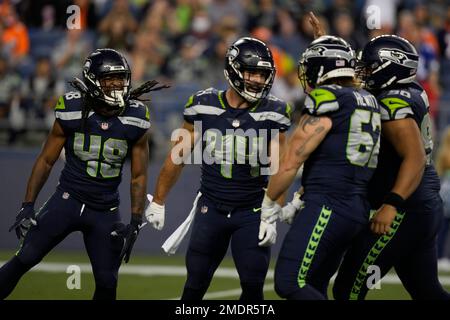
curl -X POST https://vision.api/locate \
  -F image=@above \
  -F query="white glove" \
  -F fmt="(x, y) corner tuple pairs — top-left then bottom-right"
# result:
(145, 195), (165, 231)
(258, 193), (281, 247)
(261, 193), (281, 223)
(258, 220), (277, 247)
(280, 191), (304, 224)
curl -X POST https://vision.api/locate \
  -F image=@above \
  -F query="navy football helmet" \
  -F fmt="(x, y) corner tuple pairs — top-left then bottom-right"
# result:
(298, 35), (356, 90)
(224, 37), (276, 103)
(357, 35), (419, 90)
(82, 48), (131, 109)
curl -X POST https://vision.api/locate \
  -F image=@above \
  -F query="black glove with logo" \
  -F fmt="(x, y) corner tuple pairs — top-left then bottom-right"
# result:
(9, 202), (36, 241)
(111, 214), (145, 263)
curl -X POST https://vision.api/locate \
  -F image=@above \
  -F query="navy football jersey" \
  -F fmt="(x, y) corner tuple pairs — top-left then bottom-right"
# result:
(183, 87), (291, 208)
(368, 82), (441, 209)
(300, 85), (381, 222)
(54, 91), (150, 210)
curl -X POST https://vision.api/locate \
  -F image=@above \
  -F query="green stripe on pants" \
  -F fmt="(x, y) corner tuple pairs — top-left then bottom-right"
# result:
(297, 206), (333, 288)
(349, 210), (406, 300)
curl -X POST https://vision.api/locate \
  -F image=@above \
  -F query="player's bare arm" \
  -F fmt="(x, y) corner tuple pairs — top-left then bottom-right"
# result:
(384, 118), (427, 198)
(130, 132), (150, 216)
(271, 131), (288, 206)
(24, 120), (66, 203)
(153, 121), (196, 205)
(371, 118), (426, 235)
(308, 11), (326, 39)
(266, 114), (332, 201)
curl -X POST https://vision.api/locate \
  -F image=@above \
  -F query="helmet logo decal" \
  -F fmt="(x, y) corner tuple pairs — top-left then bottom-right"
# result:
(306, 46), (326, 57)
(379, 48), (418, 69)
(103, 65), (126, 71)
(379, 49), (407, 64)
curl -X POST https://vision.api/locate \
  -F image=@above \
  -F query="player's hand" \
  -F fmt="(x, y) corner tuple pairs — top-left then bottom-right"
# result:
(9, 202), (37, 241)
(258, 220), (277, 247)
(258, 193), (280, 247)
(308, 11), (325, 39)
(145, 196), (165, 231)
(370, 204), (397, 235)
(111, 214), (146, 263)
(280, 191), (304, 224)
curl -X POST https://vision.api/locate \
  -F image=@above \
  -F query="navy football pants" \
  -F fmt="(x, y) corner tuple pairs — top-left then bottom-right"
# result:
(0, 189), (123, 299)
(182, 195), (270, 300)
(333, 196), (450, 300)
(274, 197), (366, 300)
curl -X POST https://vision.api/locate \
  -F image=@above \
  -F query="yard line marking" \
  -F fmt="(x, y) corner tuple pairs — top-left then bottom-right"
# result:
(1, 260), (450, 286)
(0, 261), (273, 278)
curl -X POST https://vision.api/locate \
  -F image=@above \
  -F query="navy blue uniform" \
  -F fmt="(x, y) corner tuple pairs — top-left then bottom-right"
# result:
(274, 85), (381, 300)
(182, 88), (291, 299)
(333, 83), (449, 300)
(2, 91), (149, 298)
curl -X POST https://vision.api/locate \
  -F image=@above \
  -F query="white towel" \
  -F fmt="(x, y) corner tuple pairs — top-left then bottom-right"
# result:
(161, 192), (202, 255)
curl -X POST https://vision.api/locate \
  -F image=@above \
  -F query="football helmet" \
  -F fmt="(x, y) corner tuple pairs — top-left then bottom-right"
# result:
(224, 37), (276, 103)
(82, 48), (131, 110)
(357, 35), (419, 90)
(298, 35), (356, 89)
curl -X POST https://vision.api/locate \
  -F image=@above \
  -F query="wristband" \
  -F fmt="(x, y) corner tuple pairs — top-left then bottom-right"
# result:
(130, 213), (143, 226)
(383, 192), (405, 209)
(22, 202), (34, 209)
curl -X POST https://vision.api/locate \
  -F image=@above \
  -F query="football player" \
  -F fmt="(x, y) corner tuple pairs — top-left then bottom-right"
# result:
(0, 48), (166, 300)
(332, 35), (450, 300)
(261, 35), (381, 299)
(145, 37), (291, 300)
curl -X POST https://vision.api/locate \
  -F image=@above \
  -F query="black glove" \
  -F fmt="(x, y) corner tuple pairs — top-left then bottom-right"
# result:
(9, 202), (36, 241)
(111, 214), (145, 264)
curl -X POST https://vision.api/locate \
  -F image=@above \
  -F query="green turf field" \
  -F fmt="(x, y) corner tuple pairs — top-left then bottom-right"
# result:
(1, 250), (449, 300)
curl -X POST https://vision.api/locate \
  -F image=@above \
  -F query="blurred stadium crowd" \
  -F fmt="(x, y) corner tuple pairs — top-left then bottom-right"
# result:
(0, 0), (449, 149)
